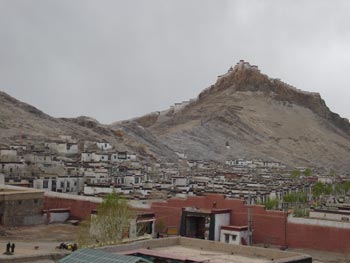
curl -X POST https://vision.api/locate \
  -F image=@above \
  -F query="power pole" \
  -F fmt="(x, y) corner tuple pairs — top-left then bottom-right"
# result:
(248, 193), (252, 246)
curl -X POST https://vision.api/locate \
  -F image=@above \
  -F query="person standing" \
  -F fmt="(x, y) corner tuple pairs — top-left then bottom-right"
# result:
(6, 242), (10, 254)
(10, 243), (15, 254)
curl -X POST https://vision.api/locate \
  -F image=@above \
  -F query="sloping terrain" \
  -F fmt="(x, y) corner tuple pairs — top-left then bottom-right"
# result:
(0, 91), (178, 161)
(1, 60), (349, 171)
(123, 61), (350, 171)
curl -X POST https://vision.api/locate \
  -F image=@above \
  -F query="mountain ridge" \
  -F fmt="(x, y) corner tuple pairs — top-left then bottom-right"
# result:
(122, 60), (350, 171)
(1, 60), (349, 171)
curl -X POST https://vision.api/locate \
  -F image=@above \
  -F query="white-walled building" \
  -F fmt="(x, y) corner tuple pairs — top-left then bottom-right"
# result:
(171, 176), (188, 187)
(96, 142), (113, 151)
(81, 152), (93, 162)
(33, 176), (85, 194)
(0, 162), (27, 177)
(220, 226), (249, 245)
(0, 149), (18, 162)
(9, 145), (27, 151)
(45, 142), (79, 155)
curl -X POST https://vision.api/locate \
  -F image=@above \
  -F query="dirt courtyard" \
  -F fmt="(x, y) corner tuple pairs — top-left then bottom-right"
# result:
(0, 224), (348, 263)
(0, 224), (78, 262)
(0, 223), (79, 243)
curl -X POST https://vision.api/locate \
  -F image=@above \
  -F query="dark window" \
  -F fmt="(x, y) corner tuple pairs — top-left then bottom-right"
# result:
(225, 234), (229, 243)
(18, 200), (22, 205)
(43, 180), (49, 188)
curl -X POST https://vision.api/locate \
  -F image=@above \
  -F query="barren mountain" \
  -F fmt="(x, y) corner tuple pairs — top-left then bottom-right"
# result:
(121, 61), (350, 171)
(0, 91), (178, 161)
(1, 60), (349, 171)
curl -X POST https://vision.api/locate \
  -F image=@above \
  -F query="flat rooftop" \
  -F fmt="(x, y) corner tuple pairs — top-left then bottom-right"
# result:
(129, 245), (267, 263)
(101, 237), (311, 263)
(0, 187), (44, 195)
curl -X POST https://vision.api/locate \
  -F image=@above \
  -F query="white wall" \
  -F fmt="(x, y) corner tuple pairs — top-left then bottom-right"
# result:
(45, 211), (70, 223)
(0, 149), (18, 161)
(288, 215), (350, 229)
(220, 229), (248, 245)
(81, 152), (93, 162)
(96, 142), (113, 151)
(309, 211), (350, 222)
(214, 213), (230, 241)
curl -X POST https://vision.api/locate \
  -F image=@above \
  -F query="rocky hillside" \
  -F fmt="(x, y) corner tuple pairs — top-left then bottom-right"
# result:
(1, 60), (349, 171)
(121, 61), (350, 171)
(0, 91), (178, 161)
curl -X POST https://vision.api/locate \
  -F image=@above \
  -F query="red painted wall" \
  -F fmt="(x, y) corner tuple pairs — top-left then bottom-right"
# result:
(287, 223), (350, 252)
(150, 194), (286, 246)
(149, 194), (350, 252)
(44, 193), (350, 252)
(44, 196), (98, 220)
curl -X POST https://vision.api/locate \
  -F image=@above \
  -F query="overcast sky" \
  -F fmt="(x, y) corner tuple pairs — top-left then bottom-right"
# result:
(0, 1), (349, 124)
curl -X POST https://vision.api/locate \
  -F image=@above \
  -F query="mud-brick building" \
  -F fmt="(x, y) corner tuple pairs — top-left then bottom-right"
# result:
(0, 187), (44, 226)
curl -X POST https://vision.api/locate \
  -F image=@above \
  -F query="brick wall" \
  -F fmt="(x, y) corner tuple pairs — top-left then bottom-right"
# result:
(150, 194), (286, 246)
(44, 193), (350, 252)
(149, 194), (350, 252)
(44, 196), (98, 220)
(287, 223), (350, 252)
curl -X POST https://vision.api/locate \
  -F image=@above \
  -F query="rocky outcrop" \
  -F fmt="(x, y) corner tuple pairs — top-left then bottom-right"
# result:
(127, 60), (350, 171)
(199, 61), (350, 137)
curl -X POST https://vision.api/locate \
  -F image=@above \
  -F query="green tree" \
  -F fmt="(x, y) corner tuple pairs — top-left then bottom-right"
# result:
(291, 169), (301, 179)
(324, 184), (333, 195)
(303, 168), (312, 177)
(263, 198), (279, 210)
(77, 192), (133, 247)
(312, 182), (325, 198)
(343, 181), (350, 194)
(328, 170), (336, 177)
(283, 192), (307, 204)
(334, 183), (343, 196)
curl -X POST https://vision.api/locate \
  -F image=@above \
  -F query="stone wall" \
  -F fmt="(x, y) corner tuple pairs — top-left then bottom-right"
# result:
(0, 192), (44, 226)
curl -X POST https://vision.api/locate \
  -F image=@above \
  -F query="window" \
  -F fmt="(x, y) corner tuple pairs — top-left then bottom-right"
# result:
(43, 180), (49, 189)
(231, 234), (237, 241)
(225, 234), (230, 243)
(18, 200), (22, 205)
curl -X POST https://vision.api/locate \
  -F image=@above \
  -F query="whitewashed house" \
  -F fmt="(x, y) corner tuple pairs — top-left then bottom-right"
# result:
(81, 152), (93, 162)
(127, 153), (137, 161)
(45, 142), (79, 155)
(171, 176), (188, 187)
(9, 145), (27, 151)
(0, 149), (18, 162)
(96, 142), (113, 151)
(0, 162), (26, 177)
(33, 176), (85, 193)
(220, 226), (248, 245)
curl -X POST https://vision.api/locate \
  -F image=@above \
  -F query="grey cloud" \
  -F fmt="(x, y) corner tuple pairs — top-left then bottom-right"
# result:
(0, 0), (349, 123)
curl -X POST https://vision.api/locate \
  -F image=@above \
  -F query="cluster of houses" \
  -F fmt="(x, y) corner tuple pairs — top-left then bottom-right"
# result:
(0, 136), (142, 195)
(1, 136), (349, 212)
